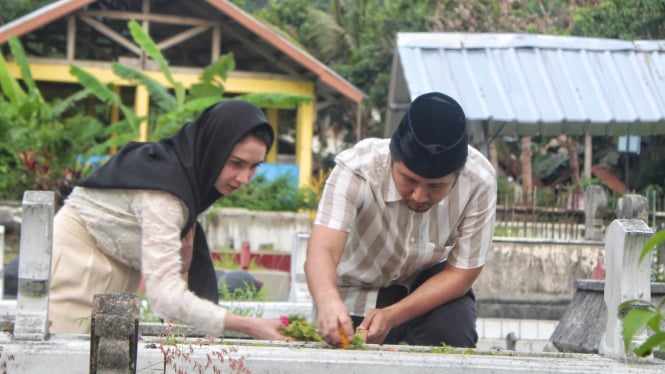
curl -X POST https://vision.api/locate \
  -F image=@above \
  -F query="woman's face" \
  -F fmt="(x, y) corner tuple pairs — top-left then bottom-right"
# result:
(215, 135), (267, 195)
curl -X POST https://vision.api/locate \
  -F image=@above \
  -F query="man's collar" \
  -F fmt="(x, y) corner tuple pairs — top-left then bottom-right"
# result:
(383, 164), (402, 203)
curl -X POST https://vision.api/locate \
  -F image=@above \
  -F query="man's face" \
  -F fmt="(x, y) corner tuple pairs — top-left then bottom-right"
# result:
(391, 160), (458, 213)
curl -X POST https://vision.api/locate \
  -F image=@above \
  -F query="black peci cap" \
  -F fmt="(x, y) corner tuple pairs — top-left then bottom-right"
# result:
(389, 92), (468, 178)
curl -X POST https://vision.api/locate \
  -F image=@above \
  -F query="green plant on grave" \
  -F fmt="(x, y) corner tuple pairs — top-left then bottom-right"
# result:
(219, 281), (266, 303)
(620, 229), (665, 357)
(218, 281), (265, 317)
(279, 314), (324, 342)
(430, 343), (457, 354)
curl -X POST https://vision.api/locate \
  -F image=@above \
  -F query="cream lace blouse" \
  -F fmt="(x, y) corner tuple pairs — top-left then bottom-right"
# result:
(66, 186), (227, 335)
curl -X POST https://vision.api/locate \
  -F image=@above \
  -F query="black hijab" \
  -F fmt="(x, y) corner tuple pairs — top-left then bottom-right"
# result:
(78, 100), (275, 303)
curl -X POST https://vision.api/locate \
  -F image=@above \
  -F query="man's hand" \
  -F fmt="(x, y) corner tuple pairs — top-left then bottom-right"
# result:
(180, 224), (195, 274)
(316, 299), (353, 347)
(304, 225), (352, 346)
(356, 307), (398, 344)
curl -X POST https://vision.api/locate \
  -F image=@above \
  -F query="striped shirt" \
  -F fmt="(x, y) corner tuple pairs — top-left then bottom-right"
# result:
(313, 138), (497, 316)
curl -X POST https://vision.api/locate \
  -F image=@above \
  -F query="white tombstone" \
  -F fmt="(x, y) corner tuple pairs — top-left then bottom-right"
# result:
(599, 219), (653, 360)
(13, 191), (54, 341)
(288, 232), (312, 303)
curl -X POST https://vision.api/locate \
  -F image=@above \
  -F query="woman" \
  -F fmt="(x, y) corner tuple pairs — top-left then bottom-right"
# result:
(49, 100), (291, 340)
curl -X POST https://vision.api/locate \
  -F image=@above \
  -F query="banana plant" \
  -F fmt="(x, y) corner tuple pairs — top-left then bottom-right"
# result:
(0, 36), (103, 200)
(71, 19), (311, 143)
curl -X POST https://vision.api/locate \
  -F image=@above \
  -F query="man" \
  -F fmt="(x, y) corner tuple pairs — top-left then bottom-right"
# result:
(304, 92), (496, 348)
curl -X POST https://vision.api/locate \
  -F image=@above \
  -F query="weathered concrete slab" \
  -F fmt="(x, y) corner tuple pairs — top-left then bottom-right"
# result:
(550, 280), (608, 353)
(90, 293), (140, 373)
(0, 334), (662, 373)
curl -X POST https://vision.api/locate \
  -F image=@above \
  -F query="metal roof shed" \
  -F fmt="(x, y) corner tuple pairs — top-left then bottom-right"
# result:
(386, 33), (665, 143)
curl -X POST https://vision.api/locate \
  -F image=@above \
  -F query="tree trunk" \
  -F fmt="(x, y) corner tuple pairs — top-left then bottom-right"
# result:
(584, 134), (592, 180)
(567, 136), (583, 194)
(520, 136), (533, 206)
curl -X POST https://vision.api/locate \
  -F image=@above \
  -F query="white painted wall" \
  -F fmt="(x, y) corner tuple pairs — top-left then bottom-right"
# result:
(201, 207), (312, 252)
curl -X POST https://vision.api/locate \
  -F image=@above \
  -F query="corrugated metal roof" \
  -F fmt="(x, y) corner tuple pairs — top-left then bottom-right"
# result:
(386, 32), (665, 136)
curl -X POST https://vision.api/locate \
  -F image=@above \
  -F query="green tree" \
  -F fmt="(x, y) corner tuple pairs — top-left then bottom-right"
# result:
(570, 0), (665, 39)
(0, 0), (52, 25)
(252, 1), (583, 141)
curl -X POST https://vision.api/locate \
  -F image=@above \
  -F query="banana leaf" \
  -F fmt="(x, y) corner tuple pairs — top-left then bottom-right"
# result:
(128, 19), (185, 106)
(70, 65), (140, 135)
(153, 96), (224, 139)
(112, 62), (177, 111)
(188, 53), (235, 99)
(0, 52), (27, 107)
(51, 89), (91, 118)
(8, 36), (39, 97)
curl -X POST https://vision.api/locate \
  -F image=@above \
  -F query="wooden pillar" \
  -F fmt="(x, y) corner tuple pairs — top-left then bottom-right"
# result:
(66, 16), (76, 61)
(110, 86), (121, 153)
(295, 101), (314, 187)
(134, 85), (150, 141)
(265, 107), (278, 163)
(584, 134), (592, 180)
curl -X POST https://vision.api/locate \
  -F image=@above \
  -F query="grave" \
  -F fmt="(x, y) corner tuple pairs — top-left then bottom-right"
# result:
(550, 194), (664, 359)
(0, 191), (662, 373)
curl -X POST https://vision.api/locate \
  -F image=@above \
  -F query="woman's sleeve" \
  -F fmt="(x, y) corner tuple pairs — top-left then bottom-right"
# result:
(135, 190), (227, 336)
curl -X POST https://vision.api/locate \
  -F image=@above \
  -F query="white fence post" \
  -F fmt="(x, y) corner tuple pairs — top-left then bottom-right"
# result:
(13, 191), (54, 341)
(599, 218), (653, 359)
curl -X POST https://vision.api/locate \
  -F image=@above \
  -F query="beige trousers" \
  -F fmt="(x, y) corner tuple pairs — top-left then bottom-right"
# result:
(48, 205), (141, 334)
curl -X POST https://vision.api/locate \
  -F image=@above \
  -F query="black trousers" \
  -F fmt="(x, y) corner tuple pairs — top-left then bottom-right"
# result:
(351, 261), (478, 347)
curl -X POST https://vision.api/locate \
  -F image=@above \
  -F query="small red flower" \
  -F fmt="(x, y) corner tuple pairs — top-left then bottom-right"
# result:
(279, 315), (290, 327)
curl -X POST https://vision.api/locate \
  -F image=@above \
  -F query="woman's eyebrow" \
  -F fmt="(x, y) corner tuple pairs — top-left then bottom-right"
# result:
(228, 155), (246, 163)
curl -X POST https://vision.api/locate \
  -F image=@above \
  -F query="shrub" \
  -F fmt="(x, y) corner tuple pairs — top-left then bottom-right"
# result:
(214, 174), (318, 212)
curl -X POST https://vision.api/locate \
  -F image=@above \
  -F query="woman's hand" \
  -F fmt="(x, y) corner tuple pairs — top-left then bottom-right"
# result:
(225, 314), (294, 341)
(180, 224), (196, 274)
